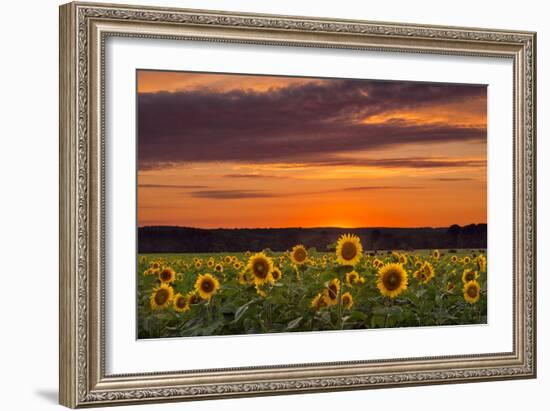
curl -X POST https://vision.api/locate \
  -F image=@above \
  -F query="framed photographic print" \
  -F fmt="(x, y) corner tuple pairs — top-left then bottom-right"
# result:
(59, 2), (537, 408)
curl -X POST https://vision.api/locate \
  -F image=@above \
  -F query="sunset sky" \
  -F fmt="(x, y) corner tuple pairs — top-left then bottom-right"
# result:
(137, 70), (487, 229)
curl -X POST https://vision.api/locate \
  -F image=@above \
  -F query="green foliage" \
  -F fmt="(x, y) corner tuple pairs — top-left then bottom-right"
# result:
(137, 249), (487, 338)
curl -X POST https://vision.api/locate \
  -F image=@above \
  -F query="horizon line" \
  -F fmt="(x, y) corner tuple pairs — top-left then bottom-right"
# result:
(138, 223), (487, 230)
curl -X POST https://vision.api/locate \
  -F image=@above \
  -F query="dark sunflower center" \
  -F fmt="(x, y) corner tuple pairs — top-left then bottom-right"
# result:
(176, 297), (186, 308)
(160, 271), (171, 281)
(201, 279), (213, 292)
(273, 271), (280, 280)
(383, 271), (401, 291)
(154, 289), (169, 305)
(341, 242), (357, 260)
(253, 260), (269, 278)
(294, 249), (306, 262)
(343, 296), (351, 305)
(467, 287), (478, 298)
(466, 273), (475, 281)
(328, 285), (338, 300)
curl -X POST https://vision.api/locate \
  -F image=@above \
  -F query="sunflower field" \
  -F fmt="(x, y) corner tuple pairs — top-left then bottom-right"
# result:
(137, 234), (487, 339)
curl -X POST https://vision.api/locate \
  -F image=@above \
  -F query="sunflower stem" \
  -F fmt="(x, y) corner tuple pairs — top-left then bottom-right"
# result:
(337, 293), (343, 330)
(383, 298), (393, 328)
(207, 296), (213, 324)
(336, 266), (348, 330)
(295, 265), (301, 282)
(267, 299), (272, 331)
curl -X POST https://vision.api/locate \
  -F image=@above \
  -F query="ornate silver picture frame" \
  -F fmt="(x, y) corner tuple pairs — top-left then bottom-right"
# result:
(59, 2), (536, 408)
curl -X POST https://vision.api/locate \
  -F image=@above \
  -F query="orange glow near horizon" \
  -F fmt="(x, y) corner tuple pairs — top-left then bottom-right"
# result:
(137, 70), (487, 229)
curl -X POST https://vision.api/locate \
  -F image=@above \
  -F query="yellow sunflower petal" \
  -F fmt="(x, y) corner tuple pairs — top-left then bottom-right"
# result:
(335, 234), (363, 266)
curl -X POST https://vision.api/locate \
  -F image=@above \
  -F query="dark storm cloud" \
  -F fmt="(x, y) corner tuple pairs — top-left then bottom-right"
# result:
(138, 79), (486, 168)
(337, 185), (423, 192)
(312, 157), (486, 169)
(138, 183), (208, 189)
(190, 190), (277, 199)
(432, 177), (476, 181)
(223, 173), (290, 179)
(189, 185), (423, 200)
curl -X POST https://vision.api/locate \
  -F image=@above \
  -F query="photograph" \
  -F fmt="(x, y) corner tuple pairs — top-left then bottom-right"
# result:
(136, 70), (488, 339)
(55, 1), (536, 407)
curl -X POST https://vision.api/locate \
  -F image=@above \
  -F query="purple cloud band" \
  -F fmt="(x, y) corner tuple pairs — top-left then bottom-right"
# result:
(138, 77), (486, 169)
(188, 185), (424, 200)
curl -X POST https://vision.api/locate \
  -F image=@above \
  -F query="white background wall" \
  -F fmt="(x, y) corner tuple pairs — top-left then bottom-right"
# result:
(0, 0), (546, 409)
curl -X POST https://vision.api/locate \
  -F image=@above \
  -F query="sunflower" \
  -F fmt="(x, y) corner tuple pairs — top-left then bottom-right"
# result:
(446, 282), (455, 294)
(247, 252), (274, 285)
(336, 234), (363, 266)
(345, 270), (359, 286)
(150, 283), (174, 310)
(172, 292), (190, 313)
(271, 267), (282, 282)
(255, 284), (267, 297)
(414, 260), (423, 269)
(238, 269), (252, 285)
(341, 292), (353, 309)
(290, 245), (308, 265)
(193, 257), (199, 264)
(326, 278), (341, 305)
(373, 258), (383, 268)
(224, 255), (232, 264)
(462, 269), (479, 284)
(415, 262), (435, 284)
(432, 249), (440, 260)
(399, 254), (408, 265)
(463, 280), (481, 303)
(376, 263), (408, 298)
(187, 292), (201, 305)
(463, 256), (471, 264)
(207, 259), (215, 268)
(477, 255), (487, 272)
(214, 263), (223, 273)
(143, 268), (154, 276)
(150, 261), (161, 270)
(233, 262), (242, 270)
(451, 255), (458, 263)
(345, 270), (364, 286)
(194, 261), (202, 269)
(194, 273), (220, 300)
(158, 267), (176, 284)
(311, 292), (330, 310)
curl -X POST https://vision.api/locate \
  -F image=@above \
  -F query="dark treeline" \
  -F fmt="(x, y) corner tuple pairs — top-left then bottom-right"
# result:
(138, 224), (487, 254)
